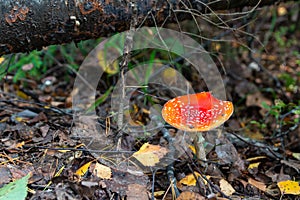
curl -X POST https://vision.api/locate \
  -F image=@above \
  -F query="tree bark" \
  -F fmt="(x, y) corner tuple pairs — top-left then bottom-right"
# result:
(0, 0), (287, 56)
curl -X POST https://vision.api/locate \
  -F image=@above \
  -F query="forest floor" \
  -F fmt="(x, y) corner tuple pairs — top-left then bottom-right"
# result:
(0, 2), (299, 200)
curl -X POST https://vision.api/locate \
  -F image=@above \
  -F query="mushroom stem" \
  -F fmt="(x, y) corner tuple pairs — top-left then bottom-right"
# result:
(193, 132), (207, 166)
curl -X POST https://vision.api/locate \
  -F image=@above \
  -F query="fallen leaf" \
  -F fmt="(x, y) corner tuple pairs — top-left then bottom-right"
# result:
(277, 180), (300, 195)
(281, 160), (300, 174)
(28, 112), (48, 123)
(248, 162), (260, 169)
(103, 168), (148, 197)
(188, 145), (196, 155)
(176, 191), (205, 200)
(277, 167), (291, 182)
(76, 161), (92, 176)
(40, 125), (50, 137)
(132, 143), (168, 167)
(292, 152), (300, 160)
(0, 173), (30, 200)
(248, 178), (266, 192)
(0, 57), (5, 64)
(16, 90), (30, 100)
(126, 184), (148, 200)
(154, 191), (165, 197)
(92, 163), (112, 179)
(15, 141), (25, 148)
(179, 172), (201, 186)
(215, 137), (245, 171)
(219, 179), (235, 196)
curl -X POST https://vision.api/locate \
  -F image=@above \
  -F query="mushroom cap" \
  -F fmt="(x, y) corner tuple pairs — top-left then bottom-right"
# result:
(161, 92), (233, 132)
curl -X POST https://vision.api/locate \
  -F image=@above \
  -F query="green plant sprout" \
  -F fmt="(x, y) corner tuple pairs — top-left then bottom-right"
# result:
(250, 100), (300, 137)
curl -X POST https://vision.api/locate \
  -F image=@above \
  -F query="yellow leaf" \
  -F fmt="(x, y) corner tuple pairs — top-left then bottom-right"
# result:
(15, 117), (24, 122)
(75, 161), (92, 176)
(0, 57), (5, 64)
(132, 143), (168, 167)
(248, 162), (260, 169)
(154, 191), (165, 197)
(220, 179), (235, 196)
(16, 141), (25, 148)
(92, 163), (112, 179)
(179, 172), (201, 186)
(189, 145), (196, 154)
(278, 180), (300, 195)
(16, 90), (29, 100)
(292, 153), (300, 161)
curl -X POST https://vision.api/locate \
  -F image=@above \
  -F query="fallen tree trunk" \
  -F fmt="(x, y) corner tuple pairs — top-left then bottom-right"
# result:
(0, 0), (287, 55)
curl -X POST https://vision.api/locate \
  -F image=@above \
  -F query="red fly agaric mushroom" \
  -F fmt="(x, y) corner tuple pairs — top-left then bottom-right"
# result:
(162, 92), (233, 132)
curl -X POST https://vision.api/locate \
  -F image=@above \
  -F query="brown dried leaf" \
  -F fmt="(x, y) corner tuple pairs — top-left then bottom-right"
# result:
(92, 163), (112, 179)
(176, 191), (205, 200)
(281, 159), (300, 173)
(220, 179), (235, 196)
(215, 137), (245, 171)
(126, 184), (148, 200)
(248, 178), (266, 192)
(132, 143), (168, 167)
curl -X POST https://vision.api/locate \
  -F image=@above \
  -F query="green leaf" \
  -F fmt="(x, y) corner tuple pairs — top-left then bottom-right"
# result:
(292, 108), (300, 115)
(274, 99), (286, 108)
(269, 110), (279, 118)
(250, 120), (259, 125)
(0, 173), (30, 200)
(261, 101), (271, 110)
